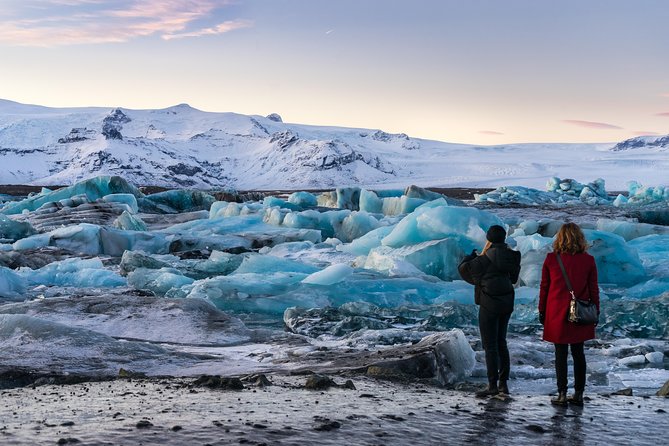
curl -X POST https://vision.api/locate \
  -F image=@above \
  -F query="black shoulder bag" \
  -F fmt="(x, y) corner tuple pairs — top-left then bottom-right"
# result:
(555, 253), (598, 325)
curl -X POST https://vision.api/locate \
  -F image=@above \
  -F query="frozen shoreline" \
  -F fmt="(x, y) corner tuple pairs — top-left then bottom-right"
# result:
(1, 375), (667, 445)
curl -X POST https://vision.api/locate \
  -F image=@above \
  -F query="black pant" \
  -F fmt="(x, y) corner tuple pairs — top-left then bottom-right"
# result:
(479, 308), (511, 385)
(554, 343), (586, 392)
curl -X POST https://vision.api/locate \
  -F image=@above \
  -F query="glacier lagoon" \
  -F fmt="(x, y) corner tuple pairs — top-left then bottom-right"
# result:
(0, 175), (668, 444)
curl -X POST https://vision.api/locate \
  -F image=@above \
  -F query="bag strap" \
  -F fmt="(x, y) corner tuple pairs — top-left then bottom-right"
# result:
(555, 253), (576, 301)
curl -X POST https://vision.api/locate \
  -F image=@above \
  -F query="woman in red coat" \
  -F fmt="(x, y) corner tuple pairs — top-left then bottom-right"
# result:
(539, 223), (599, 406)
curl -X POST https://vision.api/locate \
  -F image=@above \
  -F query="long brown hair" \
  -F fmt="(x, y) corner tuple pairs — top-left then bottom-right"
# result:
(553, 222), (588, 254)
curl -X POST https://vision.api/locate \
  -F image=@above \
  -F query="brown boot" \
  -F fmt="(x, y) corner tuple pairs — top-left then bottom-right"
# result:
(475, 384), (499, 398)
(568, 391), (584, 406)
(551, 391), (568, 406)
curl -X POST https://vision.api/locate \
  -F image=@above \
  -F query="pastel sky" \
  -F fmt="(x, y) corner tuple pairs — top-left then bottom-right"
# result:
(1, 0), (668, 144)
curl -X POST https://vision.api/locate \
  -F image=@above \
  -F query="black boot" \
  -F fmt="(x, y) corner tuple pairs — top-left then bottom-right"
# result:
(551, 391), (568, 406)
(568, 391), (584, 406)
(498, 381), (509, 395)
(475, 383), (499, 398)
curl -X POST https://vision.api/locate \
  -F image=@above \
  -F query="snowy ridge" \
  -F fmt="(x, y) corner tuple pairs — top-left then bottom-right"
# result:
(1, 98), (668, 189)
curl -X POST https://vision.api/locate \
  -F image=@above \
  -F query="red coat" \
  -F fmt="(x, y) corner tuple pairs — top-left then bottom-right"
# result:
(539, 252), (600, 344)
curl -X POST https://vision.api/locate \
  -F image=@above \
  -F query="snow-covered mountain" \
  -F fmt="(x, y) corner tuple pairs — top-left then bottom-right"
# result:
(1, 98), (667, 190)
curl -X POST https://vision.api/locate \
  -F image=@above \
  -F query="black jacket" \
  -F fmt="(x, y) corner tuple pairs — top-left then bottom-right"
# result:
(458, 243), (521, 315)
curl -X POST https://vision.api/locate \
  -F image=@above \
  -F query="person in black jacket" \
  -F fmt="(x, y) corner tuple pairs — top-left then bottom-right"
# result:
(458, 225), (521, 397)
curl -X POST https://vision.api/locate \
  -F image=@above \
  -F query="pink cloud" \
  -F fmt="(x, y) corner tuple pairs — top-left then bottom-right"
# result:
(479, 130), (504, 135)
(656, 112), (669, 117)
(632, 131), (660, 136)
(562, 120), (623, 130)
(0, 0), (247, 46)
(661, 93), (669, 98)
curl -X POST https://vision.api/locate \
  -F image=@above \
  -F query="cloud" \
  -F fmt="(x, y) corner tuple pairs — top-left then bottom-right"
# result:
(632, 131), (660, 136)
(661, 93), (669, 98)
(479, 130), (504, 135)
(656, 112), (669, 117)
(162, 19), (252, 40)
(0, 0), (249, 46)
(562, 119), (623, 130)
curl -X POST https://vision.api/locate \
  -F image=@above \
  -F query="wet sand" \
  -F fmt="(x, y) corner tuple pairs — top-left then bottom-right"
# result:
(1, 375), (666, 445)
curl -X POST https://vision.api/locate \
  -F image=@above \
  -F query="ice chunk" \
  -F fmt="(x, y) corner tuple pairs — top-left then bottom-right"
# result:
(288, 191), (318, 208)
(233, 253), (318, 275)
(0, 267), (26, 300)
(596, 218), (669, 241)
(102, 193), (139, 213)
(365, 238), (464, 280)
(585, 230), (646, 286)
(619, 355), (646, 366)
(0, 314), (185, 375)
(0, 215), (35, 242)
(645, 352), (665, 364)
(13, 224), (170, 257)
(19, 257), (126, 288)
(382, 201), (503, 250)
(336, 187), (361, 210)
(1, 176), (142, 215)
(338, 225), (395, 256)
(513, 234), (553, 287)
(113, 211), (148, 231)
(381, 195), (427, 216)
(404, 185), (466, 207)
(262, 196), (300, 211)
(138, 190), (215, 214)
(359, 189), (383, 213)
(302, 263), (354, 285)
(0, 294), (250, 346)
(128, 267), (194, 297)
(477, 177), (610, 206)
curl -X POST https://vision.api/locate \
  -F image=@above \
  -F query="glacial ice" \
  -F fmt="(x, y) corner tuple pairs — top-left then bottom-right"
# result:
(337, 225), (394, 256)
(288, 191), (318, 208)
(102, 193), (139, 213)
(0, 176), (142, 215)
(138, 189), (216, 214)
(113, 211), (148, 231)
(0, 214), (35, 242)
(585, 230), (646, 286)
(596, 218), (669, 241)
(16, 257), (126, 289)
(1, 175), (669, 387)
(381, 200), (503, 250)
(476, 177), (610, 206)
(0, 267), (26, 300)
(128, 267), (194, 297)
(301, 263), (354, 285)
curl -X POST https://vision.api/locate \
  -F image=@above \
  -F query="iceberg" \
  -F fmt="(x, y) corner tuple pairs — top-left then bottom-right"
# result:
(138, 189), (215, 214)
(113, 211), (148, 231)
(365, 238), (464, 280)
(301, 263), (354, 285)
(0, 267), (27, 300)
(0, 214), (35, 242)
(288, 191), (318, 208)
(0, 176), (142, 215)
(381, 200), (503, 250)
(476, 177), (611, 206)
(18, 257), (126, 288)
(102, 193), (139, 213)
(596, 218), (669, 241)
(585, 230), (646, 286)
(127, 267), (194, 297)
